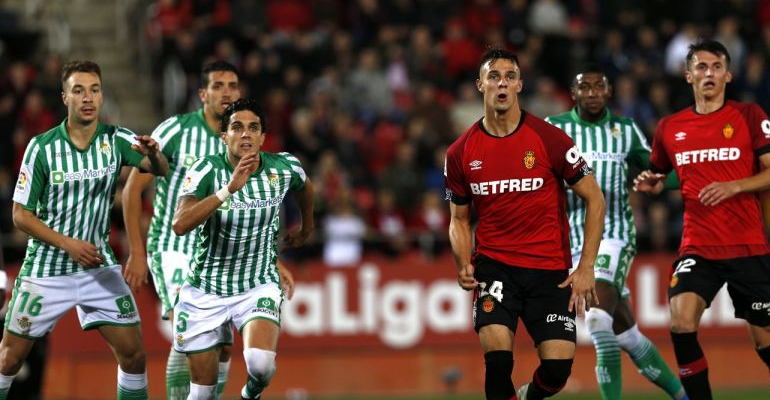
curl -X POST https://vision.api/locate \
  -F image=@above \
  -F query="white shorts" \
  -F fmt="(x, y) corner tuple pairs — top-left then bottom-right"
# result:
(572, 239), (634, 298)
(172, 282), (282, 353)
(4, 265), (140, 338)
(148, 251), (191, 319)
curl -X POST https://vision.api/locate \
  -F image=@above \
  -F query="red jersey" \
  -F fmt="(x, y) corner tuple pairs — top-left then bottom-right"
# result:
(444, 113), (590, 270)
(650, 100), (770, 259)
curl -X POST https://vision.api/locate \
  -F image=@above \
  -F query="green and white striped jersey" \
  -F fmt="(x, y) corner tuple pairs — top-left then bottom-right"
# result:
(12, 120), (145, 277)
(546, 108), (651, 254)
(180, 151), (307, 296)
(147, 109), (225, 255)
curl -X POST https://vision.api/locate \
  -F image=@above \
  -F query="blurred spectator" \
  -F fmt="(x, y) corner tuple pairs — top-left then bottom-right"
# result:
(345, 47), (393, 124)
(323, 189), (367, 267)
(715, 15), (747, 75)
(450, 82), (483, 135)
(378, 142), (424, 214)
(664, 23), (699, 75)
(370, 188), (409, 257)
(523, 76), (571, 118)
(411, 191), (449, 259)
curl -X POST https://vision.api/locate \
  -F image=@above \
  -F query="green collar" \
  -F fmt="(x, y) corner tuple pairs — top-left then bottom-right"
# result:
(570, 107), (611, 126)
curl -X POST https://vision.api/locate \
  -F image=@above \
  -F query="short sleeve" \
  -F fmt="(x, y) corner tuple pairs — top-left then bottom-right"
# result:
(444, 143), (470, 205)
(179, 158), (214, 200)
(747, 103), (770, 156)
(546, 129), (590, 186)
(12, 137), (48, 211)
(152, 116), (181, 163)
(626, 120), (652, 170)
(649, 119), (673, 174)
(115, 128), (145, 168)
(279, 152), (307, 191)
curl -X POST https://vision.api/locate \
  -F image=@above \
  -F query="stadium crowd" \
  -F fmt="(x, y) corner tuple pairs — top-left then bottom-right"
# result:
(2, 0), (770, 267)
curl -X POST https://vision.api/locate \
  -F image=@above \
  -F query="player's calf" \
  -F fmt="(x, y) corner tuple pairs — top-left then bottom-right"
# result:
(522, 359), (573, 400)
(483, 350), (515, 400)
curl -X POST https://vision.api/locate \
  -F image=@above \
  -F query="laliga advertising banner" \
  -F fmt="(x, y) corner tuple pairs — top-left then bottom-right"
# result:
(16, 252), (747, 357)
(276, 252), (747, 351)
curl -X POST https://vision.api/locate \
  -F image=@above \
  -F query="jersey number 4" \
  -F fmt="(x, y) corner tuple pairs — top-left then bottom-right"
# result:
(478, 281), (503, 302)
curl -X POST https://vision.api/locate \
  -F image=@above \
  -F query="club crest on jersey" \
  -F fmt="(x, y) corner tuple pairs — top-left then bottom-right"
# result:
(670, 274), (679, 288)
(523, 151), (536, 169)
(176, 334), (185, 347)
(17, 316), (31, 333)
(268, 173), (279, 189)
(723, 123), (734, 139)
(611, 125), (621, 138)
(99, 142), (111, 156)
(482, 296), (495, 313)
(182, 154), (197, 168)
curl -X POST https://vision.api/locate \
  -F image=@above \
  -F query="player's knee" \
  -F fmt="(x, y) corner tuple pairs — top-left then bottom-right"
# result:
(536, 359), (573, 393)
(585, 308), (614, 334)
(219, 344), (233, 361)
(116, 346), (146, 373)
(670, 319), (699, 333)
(243, 348), (276, 383)
(615, 324), (644, 351)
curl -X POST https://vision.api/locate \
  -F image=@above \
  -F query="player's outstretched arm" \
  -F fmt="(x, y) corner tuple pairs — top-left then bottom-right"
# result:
(449, 202), (478, 291)
(699, 153), (770, 206)
(12, 202), (104, 268)
(559, 174), (604, 316)
(122, 169), (155, 292)
(133, 135), (169, 176)
(282, 179), (315, 249)
(633, 170), (667, 194)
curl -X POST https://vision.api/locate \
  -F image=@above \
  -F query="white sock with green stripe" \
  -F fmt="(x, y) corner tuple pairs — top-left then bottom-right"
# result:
(0, 373), (16, 400)
(167, 348), (190, 400)
(586, 308), (622, 399)
(617, 324), (688, 399)
(116, 366), (147, 400)
(215, 360), (230, 400)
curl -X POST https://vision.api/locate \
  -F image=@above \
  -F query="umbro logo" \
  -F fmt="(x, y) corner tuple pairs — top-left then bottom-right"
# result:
(469, 160), (483, 170)
(675, 132), (687, 141)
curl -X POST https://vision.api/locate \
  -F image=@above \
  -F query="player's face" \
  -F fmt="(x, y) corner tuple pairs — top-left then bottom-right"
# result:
(476, 58), (522, 113)
(62, 72), (102, 125)
(686, 51), (732, 100)
(222, 110), (264, 160)
(200, 71), (240, 118)
(572, 72), (611, 116)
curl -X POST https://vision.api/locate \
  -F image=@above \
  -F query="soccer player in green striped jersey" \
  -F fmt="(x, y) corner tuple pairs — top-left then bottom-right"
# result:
(545, 65), (687, 400)
(171, 99), (314, 400)
(122, 61), (296, 400)
(2, 61), (169, 400)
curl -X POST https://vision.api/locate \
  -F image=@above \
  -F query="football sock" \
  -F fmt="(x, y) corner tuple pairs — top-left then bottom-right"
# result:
(524, 359), (572, 399)
(671, 331), (711, 400)
(0, 373), (16, 400)
(215, 360), (231, 399)
(586, 308), (622, 399)
(484, 350), (516, 400)
(617, 325), (687, 399)
(167, 348), (191, 400)
(756, 344), (770, 370)
(116, 366), (148, 400)
(189, 382), (216, 400)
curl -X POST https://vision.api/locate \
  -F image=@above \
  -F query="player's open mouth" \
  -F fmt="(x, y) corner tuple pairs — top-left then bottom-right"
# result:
(703, 82), (716, 89)
(497, 93), (508, 101)
(240, 143), (252, 150)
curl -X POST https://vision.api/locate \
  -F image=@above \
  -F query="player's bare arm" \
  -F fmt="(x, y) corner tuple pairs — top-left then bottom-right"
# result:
(277, 261), (295, 300)
(633, 170), (667, 194)
(699, 153), (770, 206)
(449, 202), (478, 291)
(133, 134), (169, 176)
(559, 174), (604, 316)
(173, 153), (258, 235)
(12, 202), (104, 268)
(122, 170), (155, 292)
(281, 179), (315, 249)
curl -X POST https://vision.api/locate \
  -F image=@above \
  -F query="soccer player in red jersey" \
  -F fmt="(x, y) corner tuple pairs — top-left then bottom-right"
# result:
(635, 39), (770, 400)
(445, 48), (605, 400)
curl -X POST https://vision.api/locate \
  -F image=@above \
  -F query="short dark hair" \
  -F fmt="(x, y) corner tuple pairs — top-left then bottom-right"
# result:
(686, 39), (731, 69)
(478, 48), (519, 74)
(201, 61), (239, 88)
(61, 60), (102, 89)
(572, 63), (607, 86)
(221, 99), (266, 132)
